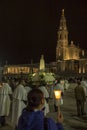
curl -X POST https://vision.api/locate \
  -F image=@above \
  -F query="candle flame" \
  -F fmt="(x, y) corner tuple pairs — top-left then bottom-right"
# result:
(54, 90), (61, 99)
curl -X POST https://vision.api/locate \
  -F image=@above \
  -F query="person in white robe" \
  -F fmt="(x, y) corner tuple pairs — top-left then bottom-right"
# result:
(24, 81), (32, 94)
(46, 83), (54, 99)
(0, 81), (12, 126)
(64, 79), (70, 90)
(38, 84), (49, 116)
(81, 79), (87, 97)
(11, 79), (27, 128)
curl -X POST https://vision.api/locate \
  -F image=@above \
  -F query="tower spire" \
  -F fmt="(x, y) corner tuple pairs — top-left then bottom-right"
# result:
(59, 9), (67, 30)
(56, 9), (69, 61)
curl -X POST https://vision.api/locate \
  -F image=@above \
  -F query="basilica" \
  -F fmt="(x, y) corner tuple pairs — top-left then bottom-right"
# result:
(55, 9), (87, 74)
(2, 9), (87, 77)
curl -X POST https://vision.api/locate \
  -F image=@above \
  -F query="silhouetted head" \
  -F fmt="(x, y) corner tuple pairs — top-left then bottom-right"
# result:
(27, 89), (44, 111)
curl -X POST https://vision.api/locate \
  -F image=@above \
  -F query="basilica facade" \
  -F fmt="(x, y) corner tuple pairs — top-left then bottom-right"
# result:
(55, 9), (87, 74)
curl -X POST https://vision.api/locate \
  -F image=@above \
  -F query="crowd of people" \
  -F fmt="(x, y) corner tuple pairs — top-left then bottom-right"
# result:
(0, 76), (87, 130)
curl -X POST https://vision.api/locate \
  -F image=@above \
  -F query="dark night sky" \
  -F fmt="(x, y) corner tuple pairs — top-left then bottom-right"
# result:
(0, 0), (87, 65)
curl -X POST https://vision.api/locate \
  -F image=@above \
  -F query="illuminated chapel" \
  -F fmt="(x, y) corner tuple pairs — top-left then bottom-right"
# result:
(55, 9), (87, 74)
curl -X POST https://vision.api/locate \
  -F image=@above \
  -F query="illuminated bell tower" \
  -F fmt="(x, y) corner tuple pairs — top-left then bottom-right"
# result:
(56, 9), (69, 61)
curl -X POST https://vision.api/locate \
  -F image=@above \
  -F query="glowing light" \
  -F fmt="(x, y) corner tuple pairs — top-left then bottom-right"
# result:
(54, 90), (61, 99)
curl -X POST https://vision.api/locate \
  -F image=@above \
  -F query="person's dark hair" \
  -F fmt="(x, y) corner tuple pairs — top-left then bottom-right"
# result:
(27, 89), (44, 111)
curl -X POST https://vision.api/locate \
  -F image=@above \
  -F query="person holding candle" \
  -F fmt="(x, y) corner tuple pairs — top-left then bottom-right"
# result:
(53, 80), (64, 112)
(17, 89), (64, 130)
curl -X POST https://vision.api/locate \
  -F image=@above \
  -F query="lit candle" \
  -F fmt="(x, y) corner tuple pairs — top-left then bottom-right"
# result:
(54, 90), (61, 99)
(54, 90), (61, 113)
